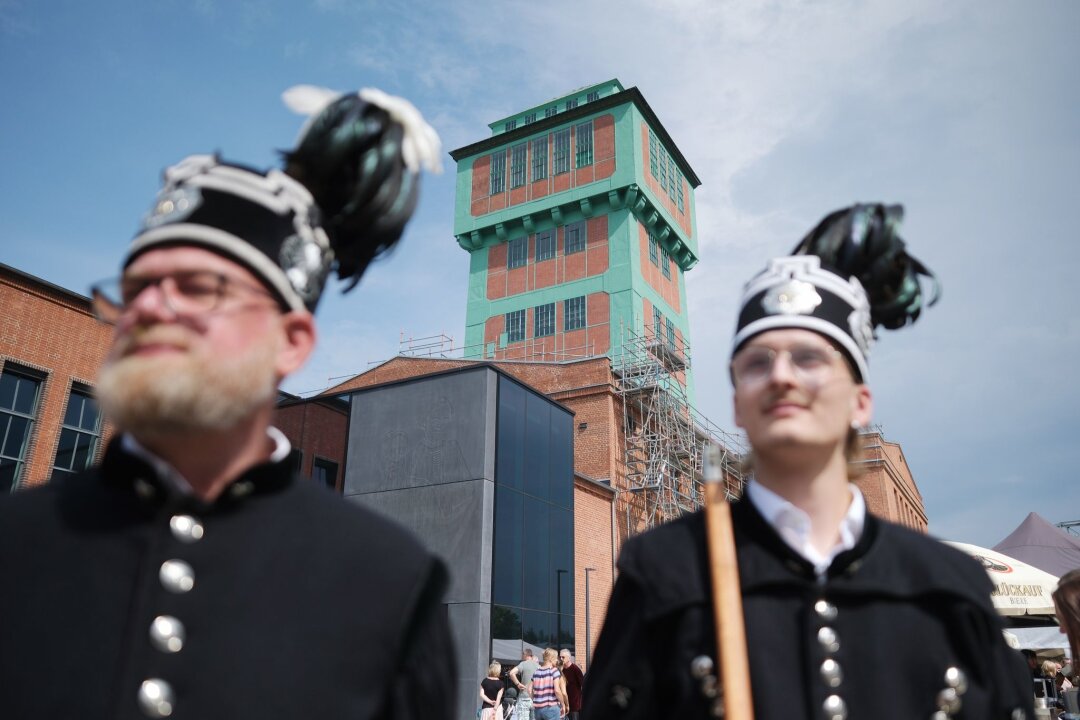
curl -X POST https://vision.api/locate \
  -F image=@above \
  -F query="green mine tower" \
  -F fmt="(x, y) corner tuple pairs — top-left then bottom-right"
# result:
(450, 80), (701, 399)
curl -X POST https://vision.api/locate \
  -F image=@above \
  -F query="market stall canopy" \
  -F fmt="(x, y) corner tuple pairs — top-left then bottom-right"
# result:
(994, 512), (1080, 577)
(945, 541), (1059, 617)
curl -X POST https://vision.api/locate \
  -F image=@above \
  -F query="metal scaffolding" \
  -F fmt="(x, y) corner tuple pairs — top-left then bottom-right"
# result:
(613, 327), (748, 535)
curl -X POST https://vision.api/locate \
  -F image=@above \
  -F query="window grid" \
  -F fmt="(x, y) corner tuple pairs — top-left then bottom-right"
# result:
(507, 237), (527, 269)
(565, 99), (578, 111)
(677, 176), (685, 212)
(652, 307), (663, 338)
(510, 143), (527, 189)
(506, 309), (526, 343)
(544, 106), (558, 119)
(565, 221), (586, 254)
(648, 232), (660, 266)
(524, 113), (537, 125)
(490, 150), (506, 194)
(666, 317), (677, 351)
(666, 157), (678, 203)
(564, 296), (586, 331)
(531, 137), (548, 181)
(586, 91), (599, 102)
(575, 121), (593, 168)
(649, 130), (658, 177)
(0, 369), (42, 492)
(659, 151), (668, 191)
(536, 230), (556, 262)
(312, 457), (339, 489)
(662, 251), (672, 279)
(553, 129), (571, 175)
(534, 303), (555, 338)
(51, 387), (102, 478)
(504, 120), (517, 132)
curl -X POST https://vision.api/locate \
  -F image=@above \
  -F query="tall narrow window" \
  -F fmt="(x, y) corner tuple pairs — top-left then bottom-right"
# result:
(0, 368), (41, 492)
(648, 232), (660, 266)
(544, 106), (558, 119)
(506, 310), (526, 343)
(677, 176), (685, 212)
(510, 143), (527, 189)
(659, 151), (668, 192)
(536, 230), (556, 262)
(524, 113), (537, 125)
(312, 457), (339, 489)
(661, 250), (672, 279)
(553, 129), (571, 175)
(666, 317), (677, 351)
(564, 296), (586, 331)
(667, 158), (678, 203)
(534, 303), (555, 337)
(52, 387), (102, 479)
(531, 137), (548, 181)
(652, 307), (662, 338)
(575, 121), (593, 168)
(504, 120), (517, 132)
(507, 237), (527, 269)
(649, 130), (658, 177)
(489, 149), (506, 194)
(586, 91), (599, 103)
(565, 221), (586, 254)
(565, 99), (578, 111)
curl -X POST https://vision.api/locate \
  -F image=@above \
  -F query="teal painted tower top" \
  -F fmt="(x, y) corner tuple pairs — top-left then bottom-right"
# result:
(449, 81), (703, 402)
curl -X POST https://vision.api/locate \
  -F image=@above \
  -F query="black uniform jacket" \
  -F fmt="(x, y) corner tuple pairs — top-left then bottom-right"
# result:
(582, 498), (1033, 720)
(0, 440), (455, 720)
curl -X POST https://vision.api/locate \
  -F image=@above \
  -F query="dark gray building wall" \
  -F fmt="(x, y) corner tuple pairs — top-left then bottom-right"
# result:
(344, 368), (497, 720)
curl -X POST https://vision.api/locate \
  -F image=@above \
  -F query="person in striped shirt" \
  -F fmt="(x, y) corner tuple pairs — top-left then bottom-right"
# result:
(530, 648), (568, 719)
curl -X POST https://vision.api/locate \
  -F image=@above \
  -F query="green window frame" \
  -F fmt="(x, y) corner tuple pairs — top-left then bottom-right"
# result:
(564, 296), (586, 331)
(666, 317), (677, 351)
(531, 137), (548, 181)
(649, 130), (658, 177)
(534, 303), (555, 338)
(648, 232), (660, 266)
(51, 386), (102, 479)
(536, 230), (556, 262)
(0, 367), (42, 492)
(510, 143), (527, 189)
(587, 91), (599, 102)
(489, 149), (506, 194)
(575, 121), (593, 168)
(661, 250), (672, 279)
(565, 221), (586, 254)
(507, 237), (527, 269)
(553, 129), (571, 175)
(666, 157), (678, 203)
(506, 309), (526, 343)
(652, 307), (663, 337)
(659, 151), (668, 191)
(565, 99), (578, 111)
(544, 106), (558, 119)
(677, 175), (685, 212)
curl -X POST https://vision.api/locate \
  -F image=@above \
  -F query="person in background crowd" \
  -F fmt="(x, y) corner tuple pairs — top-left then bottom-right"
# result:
(510, 648), (540, 720)
(559, 649), (584, 720)
(0, 85), (449, 720)
(532, 648), (569, 720)
(481, 662), (506, 720)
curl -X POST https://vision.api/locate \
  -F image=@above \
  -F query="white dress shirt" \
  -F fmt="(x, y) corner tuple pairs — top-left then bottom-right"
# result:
(121, 426), (292, 496)
(746, 480), (867, 579)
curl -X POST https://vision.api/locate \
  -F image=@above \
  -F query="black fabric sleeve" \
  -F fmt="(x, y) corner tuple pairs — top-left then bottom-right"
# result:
(581, 570), (658, 720)
(385, 558), (456, 720)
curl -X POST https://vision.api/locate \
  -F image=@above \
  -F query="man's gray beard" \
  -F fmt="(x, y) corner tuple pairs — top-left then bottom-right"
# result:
(96, 346), (278, 436)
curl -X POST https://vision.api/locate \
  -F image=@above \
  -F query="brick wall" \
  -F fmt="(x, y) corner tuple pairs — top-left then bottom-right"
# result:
(273, 399), (349, 491)
(639, 121), (694, 238)
(573, 476), (615, 671)
(638, 222), (682, 313)
(1, 266), (114, 488)
(486, 216), (610, 300)
(854, 431), (928, 531)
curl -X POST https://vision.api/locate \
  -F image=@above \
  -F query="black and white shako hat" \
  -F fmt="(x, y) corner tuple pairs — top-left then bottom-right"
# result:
(732, 255), (874, 382)
(128, 155), (332, 312)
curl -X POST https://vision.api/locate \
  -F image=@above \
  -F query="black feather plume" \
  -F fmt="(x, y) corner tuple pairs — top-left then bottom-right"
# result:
(791, 203), (940, 330)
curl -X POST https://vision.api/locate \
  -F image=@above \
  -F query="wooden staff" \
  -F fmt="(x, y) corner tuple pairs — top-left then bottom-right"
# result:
(703, 443), (754, 719)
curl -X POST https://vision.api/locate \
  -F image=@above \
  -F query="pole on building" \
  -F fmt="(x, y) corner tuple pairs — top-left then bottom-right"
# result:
(584, 567), (596, 670)
(703, 443), (754, 720)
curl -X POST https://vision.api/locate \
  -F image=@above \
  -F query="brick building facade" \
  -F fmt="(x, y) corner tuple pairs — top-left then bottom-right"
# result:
(1, 263), (113, 491)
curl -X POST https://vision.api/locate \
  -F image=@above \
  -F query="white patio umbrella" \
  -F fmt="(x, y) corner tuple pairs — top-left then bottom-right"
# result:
(944, 541), (1060, 617)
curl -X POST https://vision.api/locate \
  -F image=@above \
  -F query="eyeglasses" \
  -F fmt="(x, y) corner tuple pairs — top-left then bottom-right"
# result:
(730, 344), (844, 387)
(90, 270), (278, 324)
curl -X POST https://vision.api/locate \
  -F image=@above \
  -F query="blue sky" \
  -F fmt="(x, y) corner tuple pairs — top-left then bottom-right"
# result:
(2, 0), (1078, 547)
